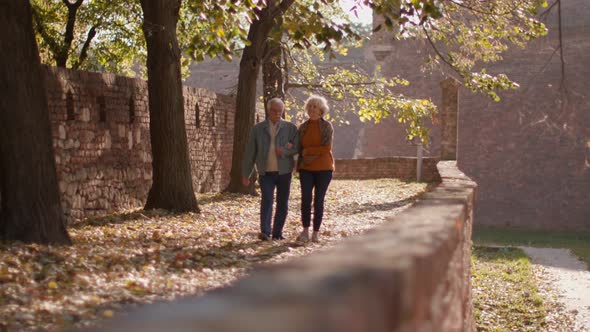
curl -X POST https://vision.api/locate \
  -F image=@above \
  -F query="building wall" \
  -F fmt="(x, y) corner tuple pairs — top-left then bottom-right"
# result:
(370, 1), (590, 230)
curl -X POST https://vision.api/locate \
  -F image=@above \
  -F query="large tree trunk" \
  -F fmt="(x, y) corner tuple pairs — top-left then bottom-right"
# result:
(0, 1), (71, 244)
(140, 0), (199, 212)
(226, 0), (295, 194)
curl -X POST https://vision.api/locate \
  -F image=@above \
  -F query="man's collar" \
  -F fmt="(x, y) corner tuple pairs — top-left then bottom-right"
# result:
(268, 119), (281, 127)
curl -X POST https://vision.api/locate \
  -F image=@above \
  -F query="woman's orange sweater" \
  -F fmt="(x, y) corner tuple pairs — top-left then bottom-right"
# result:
(299, 120), (334, 171)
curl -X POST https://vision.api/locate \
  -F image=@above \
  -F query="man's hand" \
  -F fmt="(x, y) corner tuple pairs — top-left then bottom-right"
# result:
(285, 142), (293, 149)
(241, 176), (250, 187)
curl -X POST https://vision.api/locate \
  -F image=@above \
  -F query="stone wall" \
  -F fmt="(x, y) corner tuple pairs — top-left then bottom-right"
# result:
(44, 66), (235, 221)
(100, 161), (476, 332)
(335, 157), (440, 182)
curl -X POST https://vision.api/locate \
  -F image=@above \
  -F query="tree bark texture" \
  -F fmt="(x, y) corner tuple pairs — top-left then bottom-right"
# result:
(226, 0), (295, 193)
(262, 42), (285, 115)
(0, 1), (71, 244)
(140, 0), (199, 212)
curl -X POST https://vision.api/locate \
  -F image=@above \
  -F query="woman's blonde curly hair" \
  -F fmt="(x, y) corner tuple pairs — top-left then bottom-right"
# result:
(304, 95), (329, 117)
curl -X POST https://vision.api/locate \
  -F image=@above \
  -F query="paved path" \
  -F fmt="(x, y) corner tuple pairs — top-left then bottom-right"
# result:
(521, 247), (590, 332)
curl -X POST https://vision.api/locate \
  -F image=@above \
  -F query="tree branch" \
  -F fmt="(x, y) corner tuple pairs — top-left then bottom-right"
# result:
(287, 81), (377, 89)
(557, 0), (566, 91)
(283, 44), (290, 92)
(73, 25), (96, 70)
(56, 0), (85, 67)
(539, 0), (559, 20)
(422, 26), (463, 79)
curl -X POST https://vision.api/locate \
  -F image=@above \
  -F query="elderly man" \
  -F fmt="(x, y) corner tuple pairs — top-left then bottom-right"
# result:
(242, 98), (299, 241)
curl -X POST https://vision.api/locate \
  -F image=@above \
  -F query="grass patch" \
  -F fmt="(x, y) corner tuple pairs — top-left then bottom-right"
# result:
(472, 246), (547, 331)
(473, 227), (590, 269)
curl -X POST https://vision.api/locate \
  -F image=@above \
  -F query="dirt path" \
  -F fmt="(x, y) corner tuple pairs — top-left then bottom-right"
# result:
(521, 247), (590, 332)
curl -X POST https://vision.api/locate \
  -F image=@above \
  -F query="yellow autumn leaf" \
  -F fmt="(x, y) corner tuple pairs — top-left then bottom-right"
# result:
(102, 310), (114, 318)
(216, 28), (225, 38)
(48, 281), (58, 289)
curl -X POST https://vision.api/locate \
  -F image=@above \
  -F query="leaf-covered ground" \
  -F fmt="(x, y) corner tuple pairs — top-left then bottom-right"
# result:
(472, 246), (576, 331)
(0, 178), (427, 331)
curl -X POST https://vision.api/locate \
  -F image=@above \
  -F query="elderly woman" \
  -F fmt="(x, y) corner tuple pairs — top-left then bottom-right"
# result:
(296, 95), (335, 243)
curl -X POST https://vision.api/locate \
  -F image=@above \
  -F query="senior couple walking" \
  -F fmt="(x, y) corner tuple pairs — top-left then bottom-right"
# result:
(241, 95), (334, 243)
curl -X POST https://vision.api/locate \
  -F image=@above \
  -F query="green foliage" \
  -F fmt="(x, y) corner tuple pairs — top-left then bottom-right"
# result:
(31, 0), (549, 143)
(280, 0), (362, 55)
(30, 0), (260, 76)
(182, 1), (263, 62)
(31, 0), (145, 76)
(367, 0), (548, 101)
(285, 46), (437, 145)
(280, 0), (548, 144)
(272, 1), (437, 144)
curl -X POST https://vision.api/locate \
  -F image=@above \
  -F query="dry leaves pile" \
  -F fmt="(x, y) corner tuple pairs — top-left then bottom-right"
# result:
(0, 178), (427, 331)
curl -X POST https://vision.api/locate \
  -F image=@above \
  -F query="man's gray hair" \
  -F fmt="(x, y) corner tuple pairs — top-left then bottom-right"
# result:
(266, 98), (285, 111)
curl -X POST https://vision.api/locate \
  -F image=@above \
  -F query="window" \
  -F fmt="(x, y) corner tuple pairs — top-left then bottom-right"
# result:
(129, 96), (135, 124)
(97, 96), (106, 122)
(66, 91), (75, 121)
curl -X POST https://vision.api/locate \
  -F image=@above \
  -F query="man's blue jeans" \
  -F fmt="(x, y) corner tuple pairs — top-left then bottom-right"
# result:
(300, 170), (333, 231)
(259, 172), (292, 238)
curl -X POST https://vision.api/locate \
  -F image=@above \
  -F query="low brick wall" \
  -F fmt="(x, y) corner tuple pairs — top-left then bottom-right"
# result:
(335, 157), (441, 182)
(100, 161), (476, 332)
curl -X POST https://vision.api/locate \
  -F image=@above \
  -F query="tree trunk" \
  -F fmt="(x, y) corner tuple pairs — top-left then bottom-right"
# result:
(262, 43), (285, 117)
(140, 0), (199, 212)
(0, 1), (71, 244)
(225, 0), (295, 194)
(56, 0), (84, 67)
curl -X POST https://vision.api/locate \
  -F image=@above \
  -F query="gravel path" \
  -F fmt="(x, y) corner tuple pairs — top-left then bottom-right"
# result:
(521, 247), (590, 332)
